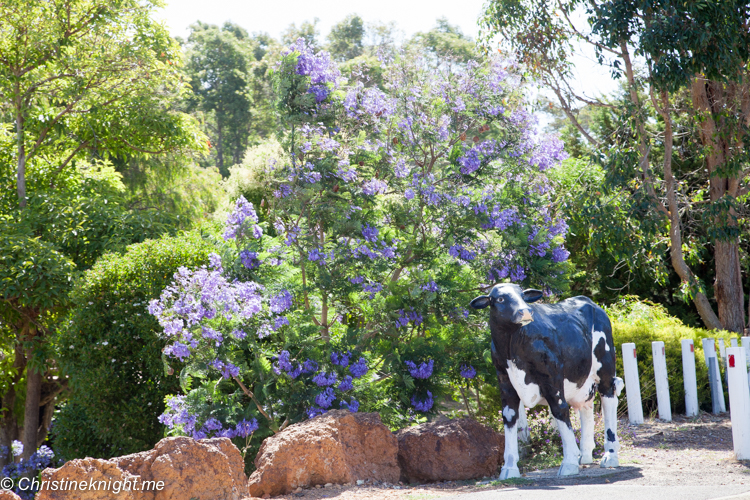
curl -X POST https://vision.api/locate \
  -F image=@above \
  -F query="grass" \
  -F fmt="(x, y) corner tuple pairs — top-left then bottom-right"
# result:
(479, 477), (535, 488)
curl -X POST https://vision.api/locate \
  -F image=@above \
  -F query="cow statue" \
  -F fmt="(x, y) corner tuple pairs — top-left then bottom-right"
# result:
(470, 283), (624, 478)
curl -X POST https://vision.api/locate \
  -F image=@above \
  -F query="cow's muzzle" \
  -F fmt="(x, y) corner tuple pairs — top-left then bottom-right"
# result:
(514, 308), (534, 326)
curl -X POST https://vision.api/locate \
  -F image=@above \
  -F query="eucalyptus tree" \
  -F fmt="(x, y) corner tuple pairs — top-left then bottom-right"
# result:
(0, 0), (205, 462)
(184, 22), (255, 175)
(481, 0), (749, 332)
(326, 14), (365, 62)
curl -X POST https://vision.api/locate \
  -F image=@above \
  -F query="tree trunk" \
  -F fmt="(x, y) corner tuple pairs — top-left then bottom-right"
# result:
(0, 343), (26, 468)
(655, 91), (723, 331)
(714, 240), (746, 332)
(691, 77), (746, 332)
(16, 105), (26, 209)
(22, 355), (42, 461)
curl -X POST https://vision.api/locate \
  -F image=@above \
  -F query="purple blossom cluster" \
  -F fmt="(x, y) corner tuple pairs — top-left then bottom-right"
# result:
(159, 396), (259, 440)
(211, 358), (240, 379)
(148, 256), (265, 361)
(395, 309), (423, 328)
(405, 359), (433, 379)
(362, 179), (388, 195)
(411, 391), (434, 412)
(460, 364), (477, 379)
(349, 357), (368, 378)
(2, 444), (55, 499)
(224, 196), (262, 241)
(331, 351), (351, 366)
(239, 250), (261, 270)
(286, 38), (341, 102)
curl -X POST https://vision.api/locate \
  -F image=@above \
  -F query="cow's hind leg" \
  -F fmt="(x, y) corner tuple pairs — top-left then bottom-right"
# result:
(498, 376), (522, 479)
(548, 398), (580, 476)
(578, 405), (595, 464)
(599, 377), (624, 468)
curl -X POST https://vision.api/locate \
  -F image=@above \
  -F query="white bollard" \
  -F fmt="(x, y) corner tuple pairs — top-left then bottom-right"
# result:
(702, 338), (727, 413)
(622, 343), (644, 424)
(681, 339), (699, 417)
(730, 338), (738, 348)
(726, 347), (750, 459)
(652, 341), (672, 421)
(743, 337), (750, 389)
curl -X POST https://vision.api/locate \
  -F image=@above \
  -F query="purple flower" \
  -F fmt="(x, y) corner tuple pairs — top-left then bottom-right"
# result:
(349, 357), (368, 378)
(312, 371), (338, 387)
(208, 253), (222, 270)
(405, 359), (433, 379)
(421, 281), (438, 292)
(235, 418), (259, 438)
(165, 342), (191, 361)
(411, 391), (434, 412)
(273, 350), (294, 375)
(270, 290), (293, 313)
(303, 359), (319, 373)
(240, 250), (261, 269)
(224, 196), (260, 240)
(342, 398), (359, 412)
(338, 375), (353, 392)
(460, 364), (477, 379)
(273, 316), (290, 330)
(552, 246), (570, 263)
(315, 387), (336, 409)
(331, 351), (351, 367)
(307, 406), (327, 419)
(404, 188), (415, 200)
(361, 224), (379, 243)
(362, 179), (388, 195)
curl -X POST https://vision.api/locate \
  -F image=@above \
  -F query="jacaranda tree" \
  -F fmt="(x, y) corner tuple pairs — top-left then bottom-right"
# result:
(148, 40), (571, 464)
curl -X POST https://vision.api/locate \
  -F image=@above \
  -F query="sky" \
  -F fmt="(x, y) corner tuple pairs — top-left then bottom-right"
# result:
(155, 0), (620, 105)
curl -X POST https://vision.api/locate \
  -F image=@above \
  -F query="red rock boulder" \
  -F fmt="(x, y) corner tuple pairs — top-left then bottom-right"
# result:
(36, 437), (248, 500)
(247, 410), (399, 497)
(396, 418), (503, 483)
(0, 490), (23, 500)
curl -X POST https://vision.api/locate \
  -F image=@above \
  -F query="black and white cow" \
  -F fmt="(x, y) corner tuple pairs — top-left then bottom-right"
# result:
(470, 283), (624, 478)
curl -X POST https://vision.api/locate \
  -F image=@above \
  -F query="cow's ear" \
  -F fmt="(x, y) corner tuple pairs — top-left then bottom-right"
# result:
(522, 289), (543, 303)
(470, 296), (491, 309)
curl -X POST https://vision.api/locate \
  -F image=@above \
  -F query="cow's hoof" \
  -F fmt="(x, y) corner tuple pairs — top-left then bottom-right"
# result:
(600, 453), (619, 468)
(579, 453), (594, 465)
(499, 466), (521, 480)
(557, 462), (579, 476)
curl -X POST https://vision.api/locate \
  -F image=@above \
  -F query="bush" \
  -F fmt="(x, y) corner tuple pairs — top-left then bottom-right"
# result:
(52, 230), (217, 459)
(608, 296), (736, 417)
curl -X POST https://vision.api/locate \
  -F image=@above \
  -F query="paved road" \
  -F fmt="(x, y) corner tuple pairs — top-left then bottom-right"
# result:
(442, 484), (750, 500)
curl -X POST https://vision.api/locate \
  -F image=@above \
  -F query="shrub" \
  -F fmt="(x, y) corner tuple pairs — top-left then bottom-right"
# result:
(52, 230), (217, 459)
(608, 296), (736, 417)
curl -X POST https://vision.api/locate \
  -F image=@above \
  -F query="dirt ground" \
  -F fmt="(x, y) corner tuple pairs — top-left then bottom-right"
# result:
(250, 413), (750, 500)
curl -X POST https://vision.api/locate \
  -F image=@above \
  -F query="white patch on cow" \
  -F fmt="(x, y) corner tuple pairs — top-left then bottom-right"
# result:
(506, 360), (546, 407)
(502, 405), (516, 422)
(499, 420), (521, 479)
(561, 328), (609, 410)
(578, 406), (595, 464)
(600, 395), (620, 468)
(593, 329), (609, 351)
(555, 418), (580, 476)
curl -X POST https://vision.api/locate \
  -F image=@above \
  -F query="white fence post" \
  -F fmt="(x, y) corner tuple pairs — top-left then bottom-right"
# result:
(681, 339), (699, 417)
(743, 337), (750, 388)
(652, 341), (672, 421)
(730, 338), (738, 348)
(726, 347), (750, 460)
(622, 342), (644, 424)
(702, 338), (726, 413)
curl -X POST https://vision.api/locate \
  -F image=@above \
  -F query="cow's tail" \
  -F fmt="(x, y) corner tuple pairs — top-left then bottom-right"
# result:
(614, 377), (624, 397)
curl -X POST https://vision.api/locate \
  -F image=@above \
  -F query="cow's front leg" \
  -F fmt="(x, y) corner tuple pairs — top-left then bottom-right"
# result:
(548, 398), (580, 476)
(498, 377), (522, 480)
(578, 405), (595, 464)
(599, 377), (623, 468)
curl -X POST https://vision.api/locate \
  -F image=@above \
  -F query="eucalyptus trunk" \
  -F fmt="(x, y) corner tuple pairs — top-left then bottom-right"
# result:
(691, 77), (747, 333)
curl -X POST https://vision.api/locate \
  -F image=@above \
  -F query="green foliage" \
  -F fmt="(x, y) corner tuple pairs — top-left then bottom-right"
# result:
(52, 230), (217, 459)
(607, 297), (737, 416)
(326, 14), (365, 61)
(184, 22), (255, 174)
(407, 18), (478, 64)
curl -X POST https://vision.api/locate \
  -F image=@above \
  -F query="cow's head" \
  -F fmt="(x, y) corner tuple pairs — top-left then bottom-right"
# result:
(469, 283), (543, 326)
